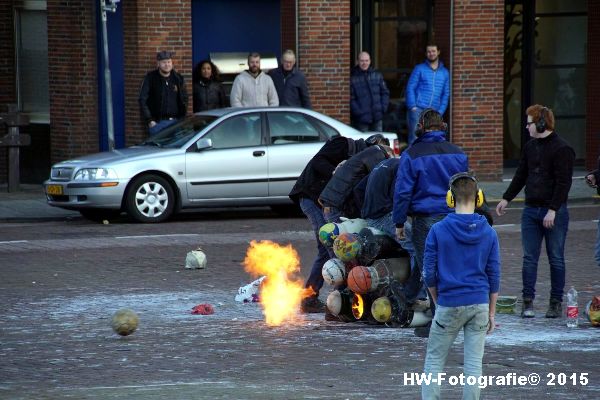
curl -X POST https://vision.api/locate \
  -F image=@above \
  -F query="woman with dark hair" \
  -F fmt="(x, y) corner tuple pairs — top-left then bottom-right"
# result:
(193, 60), (227, 112)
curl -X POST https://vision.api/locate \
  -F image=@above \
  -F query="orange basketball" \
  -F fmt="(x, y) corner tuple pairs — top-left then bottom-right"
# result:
(346, 266), (372, 294)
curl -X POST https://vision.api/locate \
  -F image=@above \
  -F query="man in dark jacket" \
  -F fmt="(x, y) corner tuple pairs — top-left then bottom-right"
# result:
(289, 134), (385, 313)
(496, 105), (575, 319)
(139, 51), (188, 136)
(268, 50), (311, 108)
(350, 52), (390, 132)
(320, 144), (394, 222)
(393, 109), (468, 337)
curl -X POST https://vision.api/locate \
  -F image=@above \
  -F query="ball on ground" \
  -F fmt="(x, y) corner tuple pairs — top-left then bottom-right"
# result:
(111, 309), (139, 336)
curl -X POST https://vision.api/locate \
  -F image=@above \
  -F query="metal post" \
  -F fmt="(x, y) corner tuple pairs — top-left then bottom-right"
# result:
(100, 0), (117, 151)
(7, 126), (20, 192)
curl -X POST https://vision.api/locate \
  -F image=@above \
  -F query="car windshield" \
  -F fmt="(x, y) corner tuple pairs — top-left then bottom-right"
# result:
(139, 116), (218, 148)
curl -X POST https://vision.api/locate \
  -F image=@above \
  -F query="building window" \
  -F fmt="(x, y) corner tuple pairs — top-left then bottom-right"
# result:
(15, 2), (49, 123)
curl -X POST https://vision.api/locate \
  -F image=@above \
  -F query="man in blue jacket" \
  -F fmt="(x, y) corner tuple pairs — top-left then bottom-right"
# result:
(350, 52), (390, 132)
(268, 50), (312, 108)
(393, 109), (468, 337)
(405, 44), (450, 144)
(422, 173), (500, 399)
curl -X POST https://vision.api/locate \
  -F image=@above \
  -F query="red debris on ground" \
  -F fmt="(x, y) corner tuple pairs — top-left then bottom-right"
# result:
(191, 304), (215, 315)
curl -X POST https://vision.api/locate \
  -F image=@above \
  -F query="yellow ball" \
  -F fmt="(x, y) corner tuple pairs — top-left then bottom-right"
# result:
(371, 297), (392, 323)
(111, 309), (139, 336)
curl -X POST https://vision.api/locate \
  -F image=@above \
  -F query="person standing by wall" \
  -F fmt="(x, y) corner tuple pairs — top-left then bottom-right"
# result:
(268, 50), (311, 108)
(230, 52), (279, 107)
(496, 105), (575, 319)
(405, 44), (450, 144)
(193, 60), (227, 112)
(350, 51), (390, 132)
(139, 51), (188, 136)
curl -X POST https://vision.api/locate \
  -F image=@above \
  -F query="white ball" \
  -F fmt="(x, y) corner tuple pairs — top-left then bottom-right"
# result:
(322, 258), (346, 286)
(326, 290), (342, 316)
(185, 249), (207, 269)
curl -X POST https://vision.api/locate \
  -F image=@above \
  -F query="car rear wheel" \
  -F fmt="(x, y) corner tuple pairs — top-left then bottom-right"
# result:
(126, 174), (174, 223)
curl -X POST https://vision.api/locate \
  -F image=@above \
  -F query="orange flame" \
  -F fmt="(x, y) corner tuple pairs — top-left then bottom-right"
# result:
(243, 240), (307, 326)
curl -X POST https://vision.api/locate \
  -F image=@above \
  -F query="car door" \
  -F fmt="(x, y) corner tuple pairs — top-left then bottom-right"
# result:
(266, 111), (330, 197)
(185, 112), (268, 202)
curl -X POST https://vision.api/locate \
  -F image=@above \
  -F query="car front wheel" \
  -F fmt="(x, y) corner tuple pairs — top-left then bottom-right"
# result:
(126, 174), (174, 223)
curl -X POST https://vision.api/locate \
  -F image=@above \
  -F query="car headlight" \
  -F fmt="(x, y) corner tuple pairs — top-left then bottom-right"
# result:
(73, 168), (118, 180)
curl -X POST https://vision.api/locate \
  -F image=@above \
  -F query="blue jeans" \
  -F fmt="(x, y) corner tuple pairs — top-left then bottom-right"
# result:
(323, 206), (343, 224)
(367, 212), (415, 265)
(521, 205), (569, 301)
(354, 120), (383, 132)
(148, 118), (178, 136)
(423, 304), (489, 400)
(300, 198), (335, 296)
(404, 215), (446, 305)
(596, 219), (600, 267)
(407, 106), (423, 145)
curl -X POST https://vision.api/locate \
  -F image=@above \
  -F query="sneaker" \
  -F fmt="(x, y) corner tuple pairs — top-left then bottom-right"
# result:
(414, 322), (432, 338)
(300, 296), (326, 313)
(521, 298), (535, 318)
(545, 298), (562, 318)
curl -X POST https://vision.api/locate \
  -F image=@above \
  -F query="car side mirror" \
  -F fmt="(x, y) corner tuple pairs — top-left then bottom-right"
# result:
(195, 138), (213, 151)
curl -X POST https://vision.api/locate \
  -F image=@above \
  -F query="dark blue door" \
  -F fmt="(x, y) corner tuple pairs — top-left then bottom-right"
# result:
(192, 0), (281, 65)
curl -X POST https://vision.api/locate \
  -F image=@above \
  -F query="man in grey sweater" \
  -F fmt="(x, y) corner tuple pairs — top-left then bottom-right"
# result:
(230, 52), (279, 107)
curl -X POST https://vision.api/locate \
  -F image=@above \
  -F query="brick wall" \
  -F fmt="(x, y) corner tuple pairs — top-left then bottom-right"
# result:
(0, 0), (16, 182)
(281, 0), (296, 54)
(298, 1), (350, 123)
(586, 6), (600, 171)
(451, 0), (504, 180)
(47, 0), (99, 163)
(122, 0), (192, 146)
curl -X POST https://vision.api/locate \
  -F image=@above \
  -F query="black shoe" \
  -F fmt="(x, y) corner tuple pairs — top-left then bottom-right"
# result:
(300, 296), (326, 313)
(414, 322), (431, 338)
(545, 298), (562, 318)
(521, 298), (535, 318)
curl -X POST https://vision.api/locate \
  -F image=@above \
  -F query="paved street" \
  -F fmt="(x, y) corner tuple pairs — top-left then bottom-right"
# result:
(1, 205), (599, 399)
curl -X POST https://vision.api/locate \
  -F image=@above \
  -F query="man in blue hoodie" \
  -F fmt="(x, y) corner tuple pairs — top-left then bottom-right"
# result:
(393, 109), (468, 337)
(421, 173), (500, 400)
(405, 44), (450, 144)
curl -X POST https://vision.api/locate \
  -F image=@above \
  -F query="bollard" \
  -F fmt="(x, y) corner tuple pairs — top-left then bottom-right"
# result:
(0, 106), (31, 192)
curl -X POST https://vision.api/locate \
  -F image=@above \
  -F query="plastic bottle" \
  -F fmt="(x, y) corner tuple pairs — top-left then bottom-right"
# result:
(566, 286), (578, 328)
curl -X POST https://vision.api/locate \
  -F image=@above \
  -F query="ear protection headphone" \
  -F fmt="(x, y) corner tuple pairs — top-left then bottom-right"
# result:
(446, 172), (484, 208)
(415, 108), (447, 137)
(536, 107), (548, 133)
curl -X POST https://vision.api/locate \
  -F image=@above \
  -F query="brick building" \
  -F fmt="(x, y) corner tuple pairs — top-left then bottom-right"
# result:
(0, 0), (595, 183)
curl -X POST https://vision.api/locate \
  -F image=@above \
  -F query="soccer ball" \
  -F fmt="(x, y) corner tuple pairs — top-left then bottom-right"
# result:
(333, 233), (361, 262)
(318, 223), (339, 247)
(322, 258), (346, 286)
(371, 296), (392, 323)
(111, 309), (139, 336)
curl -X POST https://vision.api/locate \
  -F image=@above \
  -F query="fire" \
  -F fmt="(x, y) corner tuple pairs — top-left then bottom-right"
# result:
(352, 293), (365, 319)
(243, 240), (307, 326)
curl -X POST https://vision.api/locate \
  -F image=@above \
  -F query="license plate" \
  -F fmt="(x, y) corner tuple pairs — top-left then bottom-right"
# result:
(46, 184), (63, 195)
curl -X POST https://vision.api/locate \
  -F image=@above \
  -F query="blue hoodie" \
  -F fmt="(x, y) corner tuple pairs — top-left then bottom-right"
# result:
(423, 213), (500, 307)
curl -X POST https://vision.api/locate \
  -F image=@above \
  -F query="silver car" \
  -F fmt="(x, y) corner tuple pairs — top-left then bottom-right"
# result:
(44, 107), (399, 223)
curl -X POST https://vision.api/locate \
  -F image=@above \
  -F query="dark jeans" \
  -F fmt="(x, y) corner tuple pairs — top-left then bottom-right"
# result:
(354, 120), (383, 132)
(521, 205), (569, 301)
(404, 215), (446, 312)
(299, 198), (335, 297)
(406, 106), (423, 145)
